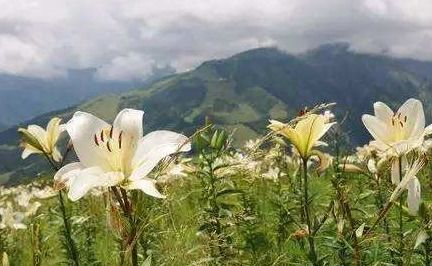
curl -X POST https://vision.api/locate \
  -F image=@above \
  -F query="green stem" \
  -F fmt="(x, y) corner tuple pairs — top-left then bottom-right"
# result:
(398, 157), (404, 266)
(58, 191), (80, 266)
(302, 158), (318, 265)
(340, 189), (361, 265)
(111, 187), (138, 266)
(375, 174), (395, 263)
(42, 151), (80, 266)
(110, 188), (126, 265)
(0, 229), (5, 257)
(425, 236), (431, 266)
(120, 188), (138, 266)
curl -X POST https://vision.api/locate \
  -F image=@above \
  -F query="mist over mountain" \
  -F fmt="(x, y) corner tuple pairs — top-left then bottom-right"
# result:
(1, 43), (432, 184)
(0, 66), (176, 130)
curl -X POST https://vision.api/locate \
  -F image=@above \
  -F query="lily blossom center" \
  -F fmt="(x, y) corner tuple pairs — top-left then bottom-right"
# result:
(93, 125), (133, 176)
(389, 112), (409, 141)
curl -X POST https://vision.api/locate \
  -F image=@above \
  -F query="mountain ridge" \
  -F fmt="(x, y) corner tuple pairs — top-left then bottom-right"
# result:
(1, 43), (432, 184)
(0, 66), (176, 130)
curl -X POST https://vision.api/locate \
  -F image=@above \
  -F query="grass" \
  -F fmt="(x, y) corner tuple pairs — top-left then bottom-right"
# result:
(2, 123), (432, 265)
(1, 156), (430, 265)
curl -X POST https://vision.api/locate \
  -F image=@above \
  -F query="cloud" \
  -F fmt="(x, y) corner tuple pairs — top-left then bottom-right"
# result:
(0, 0), (432, 80)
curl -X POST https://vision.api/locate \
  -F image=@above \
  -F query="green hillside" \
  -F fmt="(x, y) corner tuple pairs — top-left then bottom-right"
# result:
(1, 43), (432, 184)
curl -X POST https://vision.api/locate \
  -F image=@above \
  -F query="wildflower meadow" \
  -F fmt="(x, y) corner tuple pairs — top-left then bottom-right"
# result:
(2, 98), (432, 265)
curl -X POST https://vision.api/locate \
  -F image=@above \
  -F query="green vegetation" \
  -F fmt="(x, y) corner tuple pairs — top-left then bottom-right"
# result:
(3, 44), (432, 265)
(2, 120), (432, 265)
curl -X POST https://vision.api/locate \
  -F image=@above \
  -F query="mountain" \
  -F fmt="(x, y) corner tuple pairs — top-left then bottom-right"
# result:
(0, 66), (175, 130)
(1, 43), (432, 184)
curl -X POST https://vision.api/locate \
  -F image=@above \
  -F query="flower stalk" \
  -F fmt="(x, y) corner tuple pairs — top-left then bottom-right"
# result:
(120, 188), (138, 266)
(58, 190), (79, 265)
(44, 151), (80, 266)
(397, 157), (404, 265)
(374, 173), (395, 262)
(302, 158), (318, 265)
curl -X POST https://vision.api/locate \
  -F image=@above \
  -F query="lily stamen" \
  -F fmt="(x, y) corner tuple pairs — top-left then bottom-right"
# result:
(119, 131), (123, 149)
(94, 134), (99, 146)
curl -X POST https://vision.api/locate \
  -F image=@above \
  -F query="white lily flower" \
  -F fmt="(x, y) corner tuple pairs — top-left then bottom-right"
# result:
(18, 117), (64, 162)
(362, 99), (432, 187)
(362, 99), (432, 155)
(54, 109), (191, 201)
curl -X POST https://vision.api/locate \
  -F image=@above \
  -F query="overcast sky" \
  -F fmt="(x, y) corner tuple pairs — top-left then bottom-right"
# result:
(1, 0), (432, 80)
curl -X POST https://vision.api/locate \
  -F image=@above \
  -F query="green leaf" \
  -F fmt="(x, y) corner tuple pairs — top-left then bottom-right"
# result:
(216, 189), (243, 198)
(216, 130), (227, 149)
(210, 130), (219, 148)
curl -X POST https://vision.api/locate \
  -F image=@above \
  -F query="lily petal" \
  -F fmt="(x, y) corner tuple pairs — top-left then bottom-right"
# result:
(27, 125), (47, 149)
(66, 111), (110, 169)
(113, 109), (144, 147)
(398, 98), (425, 140)
(54, 162), (86, 188)
(130, 130), (191, 181)
(68, 169), (123, 201)
(46, 117), (62, 148)
(307, 121), (335, 153)
(21, 145), (42, 159)
(407, 177), (421, 215)
(390, 158), (425, 202)
(362, 114), (391, 144)
(374, 102), (394, 123)
(125, 178), (165, 198)
(391, 159), (400, 185)
(268, 120), (302, 154)
(52, 147), (62, 162)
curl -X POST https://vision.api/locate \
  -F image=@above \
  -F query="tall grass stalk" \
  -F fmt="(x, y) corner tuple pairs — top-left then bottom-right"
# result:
(331, 126), (361, 265)
(31, 223), (42, 266)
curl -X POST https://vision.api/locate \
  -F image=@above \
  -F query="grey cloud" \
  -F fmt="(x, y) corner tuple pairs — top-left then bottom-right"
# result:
(0, 0), (432, 80)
